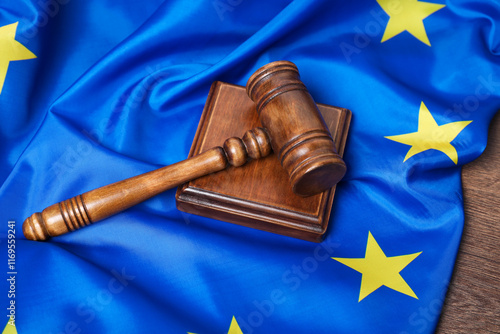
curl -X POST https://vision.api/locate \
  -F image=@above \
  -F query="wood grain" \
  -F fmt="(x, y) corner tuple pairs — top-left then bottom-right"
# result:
(176, 82), (351, 242)
(436, 111), (500, 333)
(23, 147), (232, 240)
(246, 61), (346, 196)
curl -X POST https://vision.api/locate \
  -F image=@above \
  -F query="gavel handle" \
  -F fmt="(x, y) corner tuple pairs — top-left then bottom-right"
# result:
(23, 127), (271, 241)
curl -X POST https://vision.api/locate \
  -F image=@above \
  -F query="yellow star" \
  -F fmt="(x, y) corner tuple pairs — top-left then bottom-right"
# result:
(2, 316), (17, 334)
(385, 101), (472, 164)
(332, 232), (422, 302)
(0, 22), (36, 94)
(187, 316), (243, 334)
(377, 0), (445, 46)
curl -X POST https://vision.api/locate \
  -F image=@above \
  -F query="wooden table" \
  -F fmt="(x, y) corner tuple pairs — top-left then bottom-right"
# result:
(436, 111), (500, 333)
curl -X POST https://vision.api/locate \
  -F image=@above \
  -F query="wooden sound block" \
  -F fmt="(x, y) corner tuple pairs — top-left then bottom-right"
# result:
(176, 82), (351, 242)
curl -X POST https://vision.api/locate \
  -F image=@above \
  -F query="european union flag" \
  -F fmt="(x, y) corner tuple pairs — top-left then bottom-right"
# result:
(1, 0), (499, 333)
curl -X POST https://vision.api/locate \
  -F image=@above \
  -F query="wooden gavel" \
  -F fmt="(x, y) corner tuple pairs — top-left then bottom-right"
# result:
(23, 61), (347, 241)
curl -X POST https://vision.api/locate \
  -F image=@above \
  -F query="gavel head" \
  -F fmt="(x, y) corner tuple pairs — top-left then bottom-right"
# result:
(246, 61), (346, 197)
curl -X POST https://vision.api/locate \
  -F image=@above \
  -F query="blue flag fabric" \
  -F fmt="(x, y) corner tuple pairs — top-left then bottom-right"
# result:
(1, 0), (499, 333)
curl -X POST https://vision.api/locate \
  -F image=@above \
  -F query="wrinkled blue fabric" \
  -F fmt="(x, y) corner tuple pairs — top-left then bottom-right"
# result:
(0, 0), (498, 333)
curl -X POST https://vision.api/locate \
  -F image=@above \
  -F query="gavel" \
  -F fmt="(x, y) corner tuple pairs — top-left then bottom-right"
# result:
(23, 61), (347, 241)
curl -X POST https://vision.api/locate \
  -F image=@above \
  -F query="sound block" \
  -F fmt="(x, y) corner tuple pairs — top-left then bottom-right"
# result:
(176, 82), (351, 242)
